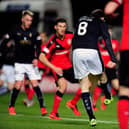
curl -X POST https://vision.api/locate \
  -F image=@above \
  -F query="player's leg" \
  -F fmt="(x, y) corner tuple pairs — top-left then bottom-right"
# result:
(8, 63), (24, 115)
(0, 71), (7, 95)
(100, 72), (113, 105)
(7, 65), (15, 91)
(0, 65), (8, 94)
(118, 87), (129, 129)
(8, 80), (23, 115)
(80, 75), (96, 126)
(28, 65), (47, 116)
(111, 78), (119, 96)
(23, 78), (35, 107)
(92, 85), (102, 111)
(64, 67), (81, 116)
(8, 82), (14, 91)
(72, 49), (104, 126)
(31, 80), (47, 115)
(49, 77), (67, 119)
(66, 88), (81, 116)
(117, 51), (129, 129)
(106, 68), (119, 97)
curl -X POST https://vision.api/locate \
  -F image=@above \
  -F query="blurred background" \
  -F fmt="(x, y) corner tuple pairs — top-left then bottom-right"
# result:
(0, 0), (123, 93)
(0, 0), (123, 38)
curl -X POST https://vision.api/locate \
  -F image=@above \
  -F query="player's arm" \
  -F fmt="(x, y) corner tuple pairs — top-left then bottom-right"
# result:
(33, 32), (42, 66)
(34, 32), (42, 58)
(104, 0), (122, 18)
(39, 38), (63, 75)
(0, 26), (15, 51)
(100, 21), (117, 64)
(0, 34), (12, 50)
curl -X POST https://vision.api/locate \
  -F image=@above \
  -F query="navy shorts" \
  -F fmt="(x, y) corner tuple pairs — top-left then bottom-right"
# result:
(53, 67), (79, 83)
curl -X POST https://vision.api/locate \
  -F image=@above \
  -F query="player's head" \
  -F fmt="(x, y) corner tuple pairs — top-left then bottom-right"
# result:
(91, 9), (106, 21)
(40, 32), (47, 44)
(54, 18), (67, 38)
(21, 10), (34, 29)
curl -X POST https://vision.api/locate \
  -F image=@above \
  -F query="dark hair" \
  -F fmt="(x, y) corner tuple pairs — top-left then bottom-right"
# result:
(55, 18), (67, 25)
(22, 10), (34, 17)
(91, 9), (105, 19)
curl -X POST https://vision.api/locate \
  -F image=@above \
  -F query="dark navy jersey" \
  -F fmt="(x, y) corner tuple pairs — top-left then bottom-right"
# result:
(72, 15), (117, 63)
(1, 24), (41, 63)
(0, 40), (15, 66)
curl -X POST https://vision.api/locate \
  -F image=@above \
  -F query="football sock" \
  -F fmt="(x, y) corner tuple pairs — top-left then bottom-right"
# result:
(101, 83), (111, 99)
(25, 85), (34, 100)
(117, 96), (129, 129)
(9, 88), (20, 107)
(81, 92), (95, 120)
(28, 88), (35, 100)
(25, 85), (30, 95)
(92, 86), (102, 106)
(71, 88), (81, 105)
(52, 90), (63, 113)
(33, 86), (44, 108)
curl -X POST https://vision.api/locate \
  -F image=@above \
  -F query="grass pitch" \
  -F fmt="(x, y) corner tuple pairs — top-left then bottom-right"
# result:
(0, 92), (119, 129)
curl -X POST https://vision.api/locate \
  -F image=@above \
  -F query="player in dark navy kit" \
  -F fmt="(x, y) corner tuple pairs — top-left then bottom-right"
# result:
(92, 27), (119, 111)
(39, 18), (81, 119)
(0, 10), (47, 116)
(72, 9), (117, 126)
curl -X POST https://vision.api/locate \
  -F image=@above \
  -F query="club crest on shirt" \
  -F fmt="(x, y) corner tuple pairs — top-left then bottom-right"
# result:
(17, 32), (21, 36)
(67, 39), (72, 45)
(29, 32), (32, 38)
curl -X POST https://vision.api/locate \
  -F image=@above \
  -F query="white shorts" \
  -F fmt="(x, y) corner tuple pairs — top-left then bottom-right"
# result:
(73, 49), (104, 79)
(0, 65), (15, 84)
(15, 63), (41, 81)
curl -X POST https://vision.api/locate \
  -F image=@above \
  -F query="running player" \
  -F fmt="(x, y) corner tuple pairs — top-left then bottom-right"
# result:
(39, 18), (81, 119)
(72, 9), (117, 126)
(92, 26), (119, 111)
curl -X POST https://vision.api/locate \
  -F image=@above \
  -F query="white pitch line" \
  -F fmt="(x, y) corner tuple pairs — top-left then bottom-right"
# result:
(61, 117), (118, 124)
(3, 113), (118, 125)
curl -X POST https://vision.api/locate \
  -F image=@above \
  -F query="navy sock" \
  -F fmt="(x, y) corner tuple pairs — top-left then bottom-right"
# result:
(81, 92), (95, 120)
(33, 86), (44, 108)
(9, 88), (20, 107)
(101, 83), (111, 99)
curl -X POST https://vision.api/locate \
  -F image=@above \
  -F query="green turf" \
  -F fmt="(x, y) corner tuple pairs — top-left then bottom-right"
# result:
(0, 92), (119, 129)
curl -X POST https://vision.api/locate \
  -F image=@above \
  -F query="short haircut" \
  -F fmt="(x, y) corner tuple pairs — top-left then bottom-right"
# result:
(55, 18), (67, 25)
(91, 9), (105, 19)
(22, 10), (34, 17)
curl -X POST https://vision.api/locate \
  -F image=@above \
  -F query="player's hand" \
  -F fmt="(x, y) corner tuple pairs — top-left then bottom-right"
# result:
(32, 59), (38, 67)
(106, 13), (119, 22)
(53, 66), (63, 76)
(107, 61), (116, 68)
